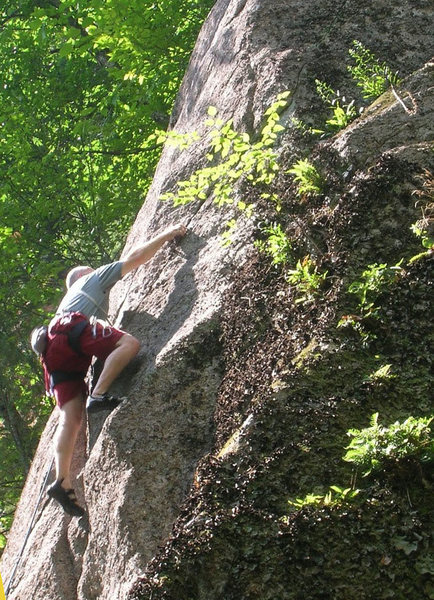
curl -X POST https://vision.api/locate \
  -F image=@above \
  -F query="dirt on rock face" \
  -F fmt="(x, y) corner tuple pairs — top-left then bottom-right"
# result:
(128, 49), (434, 600)
(1, 1), (433, 599)
(129, 147), (434, 600)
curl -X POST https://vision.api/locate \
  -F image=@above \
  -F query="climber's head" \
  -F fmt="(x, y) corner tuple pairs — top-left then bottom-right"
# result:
(65, 265), (94, 289)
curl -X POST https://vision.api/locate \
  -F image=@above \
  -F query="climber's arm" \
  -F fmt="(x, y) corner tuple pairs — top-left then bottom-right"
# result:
(120, 223), (187, 276)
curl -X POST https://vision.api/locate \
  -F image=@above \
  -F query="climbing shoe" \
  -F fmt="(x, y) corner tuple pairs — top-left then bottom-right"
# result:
(86, 393), (124, 413)
(47, 479), (85, 517)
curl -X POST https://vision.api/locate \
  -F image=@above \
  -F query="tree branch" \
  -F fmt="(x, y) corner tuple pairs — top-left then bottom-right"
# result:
(72, 143), (160, 156)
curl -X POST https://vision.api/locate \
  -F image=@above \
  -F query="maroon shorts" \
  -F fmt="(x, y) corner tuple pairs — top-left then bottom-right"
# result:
(46, 320), (125, 408)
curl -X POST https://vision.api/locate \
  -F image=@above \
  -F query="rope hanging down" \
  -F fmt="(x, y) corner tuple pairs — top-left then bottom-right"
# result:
(4, 458), (54, 598)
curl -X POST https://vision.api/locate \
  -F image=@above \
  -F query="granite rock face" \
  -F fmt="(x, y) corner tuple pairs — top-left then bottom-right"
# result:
(1, 1), (433, 598)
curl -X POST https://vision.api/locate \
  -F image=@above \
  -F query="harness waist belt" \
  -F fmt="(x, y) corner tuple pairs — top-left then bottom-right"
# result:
(50, 370), (87, 388)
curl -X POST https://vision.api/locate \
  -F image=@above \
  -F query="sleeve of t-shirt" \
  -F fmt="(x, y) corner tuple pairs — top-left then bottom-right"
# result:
(93, 261), (123, 291)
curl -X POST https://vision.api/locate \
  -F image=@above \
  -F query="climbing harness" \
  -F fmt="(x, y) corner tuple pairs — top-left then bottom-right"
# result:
(43, 315), (90, 394)
(4, 457), (54, 597)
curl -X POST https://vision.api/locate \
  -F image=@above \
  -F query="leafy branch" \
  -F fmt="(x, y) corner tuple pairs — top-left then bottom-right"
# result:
(160, 92), (290, 207)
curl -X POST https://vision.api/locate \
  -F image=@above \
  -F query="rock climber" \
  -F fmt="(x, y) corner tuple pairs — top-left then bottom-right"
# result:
(35, 223), (187, 517)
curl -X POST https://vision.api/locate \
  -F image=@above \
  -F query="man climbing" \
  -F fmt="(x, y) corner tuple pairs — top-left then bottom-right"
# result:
(35, 223), (187, 517)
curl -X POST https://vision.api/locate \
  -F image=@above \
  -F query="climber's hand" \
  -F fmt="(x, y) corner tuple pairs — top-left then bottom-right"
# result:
(166, 223), (187, 241)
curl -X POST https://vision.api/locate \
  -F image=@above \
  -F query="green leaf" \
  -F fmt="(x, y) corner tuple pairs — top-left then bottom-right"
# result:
(58, 42), (75, 57)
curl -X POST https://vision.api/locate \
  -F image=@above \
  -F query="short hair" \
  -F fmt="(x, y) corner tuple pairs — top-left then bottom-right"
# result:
(66, 266), (93, 289)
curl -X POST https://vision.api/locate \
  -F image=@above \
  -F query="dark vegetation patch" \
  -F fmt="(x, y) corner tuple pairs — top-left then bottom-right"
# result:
(131, 494), (433, 600)
(129, 152), (433, 599)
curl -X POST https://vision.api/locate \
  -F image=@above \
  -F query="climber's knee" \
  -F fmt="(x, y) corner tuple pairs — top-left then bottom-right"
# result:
(117, 333), (140, 359)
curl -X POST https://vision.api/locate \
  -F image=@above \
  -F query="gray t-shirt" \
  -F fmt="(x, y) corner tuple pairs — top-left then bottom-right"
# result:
(56, 261), (123, 319)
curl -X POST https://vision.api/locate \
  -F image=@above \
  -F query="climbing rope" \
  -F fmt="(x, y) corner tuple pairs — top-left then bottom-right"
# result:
(4, 457), (54, 598)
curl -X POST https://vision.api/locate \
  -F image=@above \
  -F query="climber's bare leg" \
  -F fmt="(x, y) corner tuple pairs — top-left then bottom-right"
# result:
(54, 395), (84, 490)
(92, 333), (140, 396)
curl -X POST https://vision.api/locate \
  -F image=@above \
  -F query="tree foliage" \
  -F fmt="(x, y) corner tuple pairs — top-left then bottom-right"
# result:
(0, 0), (213, 550)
